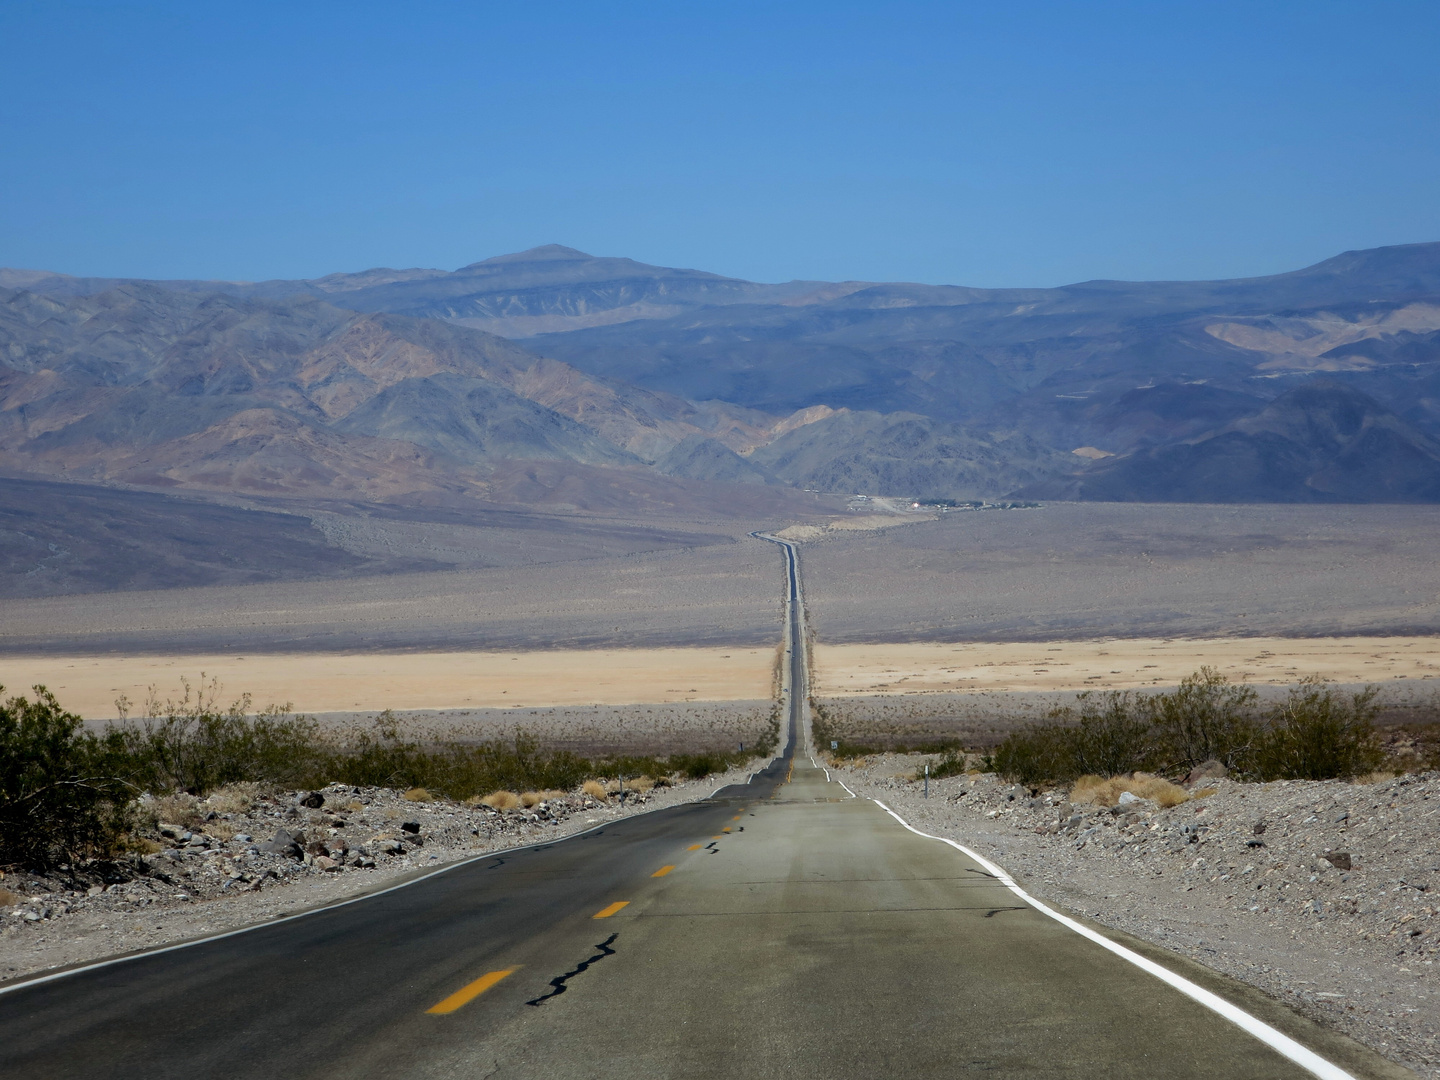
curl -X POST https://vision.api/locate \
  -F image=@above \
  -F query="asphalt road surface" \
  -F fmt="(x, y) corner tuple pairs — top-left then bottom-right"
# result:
(0, 539), (1405, 1079)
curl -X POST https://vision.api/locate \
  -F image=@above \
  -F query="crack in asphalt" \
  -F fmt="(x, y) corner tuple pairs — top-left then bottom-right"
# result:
(525, 934), (619, 1006)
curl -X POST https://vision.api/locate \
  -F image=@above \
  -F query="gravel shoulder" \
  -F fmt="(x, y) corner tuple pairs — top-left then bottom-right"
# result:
(836, 757), (1439, 1078)
(0, 764), (760, 989)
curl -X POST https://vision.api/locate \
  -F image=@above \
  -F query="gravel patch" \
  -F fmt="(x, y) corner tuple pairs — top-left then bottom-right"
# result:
(837, 756), (1439, 1078)
(0, 765), (758, 987)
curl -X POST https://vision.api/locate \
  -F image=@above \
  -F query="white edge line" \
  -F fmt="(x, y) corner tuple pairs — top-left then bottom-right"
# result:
(870, 799), (1357, 1080)
(811, 754), (855, 798)
(0, 793), (698, 999)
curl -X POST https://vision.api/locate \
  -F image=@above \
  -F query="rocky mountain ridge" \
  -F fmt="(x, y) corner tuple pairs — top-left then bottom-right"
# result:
(6, 241), (1440, 505)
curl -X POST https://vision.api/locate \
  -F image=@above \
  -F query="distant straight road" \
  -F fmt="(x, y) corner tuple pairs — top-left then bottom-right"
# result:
(0, 539), (1401, 1079)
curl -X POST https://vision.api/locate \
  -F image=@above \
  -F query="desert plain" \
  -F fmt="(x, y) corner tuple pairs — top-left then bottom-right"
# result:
(7, 502), (1440, 733)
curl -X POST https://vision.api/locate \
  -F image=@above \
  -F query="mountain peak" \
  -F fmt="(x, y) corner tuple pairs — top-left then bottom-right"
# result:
(461, 245), (593, 270)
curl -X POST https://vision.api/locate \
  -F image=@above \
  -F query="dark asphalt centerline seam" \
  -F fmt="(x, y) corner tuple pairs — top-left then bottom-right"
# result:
(526, 934), (619, 1007)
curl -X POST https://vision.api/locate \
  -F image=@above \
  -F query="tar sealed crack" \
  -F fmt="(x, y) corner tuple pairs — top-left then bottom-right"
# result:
(526, 933), (619, 1006)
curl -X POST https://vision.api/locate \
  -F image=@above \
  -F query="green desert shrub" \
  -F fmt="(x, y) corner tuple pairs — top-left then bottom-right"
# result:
(0, 685), (131, 869)
(992, 670), (1388, 787)
(995, 690), (1158, 786)
(111, 676), (324, 794)
(992, 721), (1080, 787)
(1142, 666), (1260, 775)
(1254, 679), (1383, 781)
(0, 679), (784, 870)
(926, 747), (969, 779)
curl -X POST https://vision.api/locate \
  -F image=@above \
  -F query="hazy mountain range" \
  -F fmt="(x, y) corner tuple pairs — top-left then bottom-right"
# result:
(5, 240), (1440, 510)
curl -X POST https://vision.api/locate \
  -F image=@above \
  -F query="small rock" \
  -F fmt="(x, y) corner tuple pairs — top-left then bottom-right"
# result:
(299, 791), (325, 809)
(1323, 851), (1352, 871)
(259, 830), (303, 859)
(314, 856), (339, 872)
(400, 822), (421, 835)
(1186, 759), (1227, 785)
(1253, 822), (1267, 835)
(1117, 791), (1141, 806)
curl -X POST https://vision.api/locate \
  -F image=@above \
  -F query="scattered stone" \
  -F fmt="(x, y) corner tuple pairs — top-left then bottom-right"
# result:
(1324, 851), (1353, 871)
(1185, 759), (1227, 785)
(299, 791), (325, 809)
(260, 831), (302, 859)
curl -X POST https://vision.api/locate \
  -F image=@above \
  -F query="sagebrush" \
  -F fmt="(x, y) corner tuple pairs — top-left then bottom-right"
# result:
(993, 669), (1385, 787)
(0, 681), (784, 870)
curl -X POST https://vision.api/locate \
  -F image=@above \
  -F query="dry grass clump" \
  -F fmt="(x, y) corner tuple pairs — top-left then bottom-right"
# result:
(204, 820), (237, 841)
(1071, 772), (1192, 808)
(0, 888), (20, 907)
(1354, 770), (1397, 785)
(402, 787), (433, 802)
(204, 782), (262, 815)
(476, 791), (521, 811)
(516, 789), (569, 807)
(149, 793), (204, 829)
(1194, 786), (1217, 798)
(581, 780), (607, 799)
(623, 777), (655, 793)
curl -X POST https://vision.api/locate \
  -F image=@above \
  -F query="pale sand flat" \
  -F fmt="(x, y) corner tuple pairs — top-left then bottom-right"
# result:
(813, 636), (1440, 695)
(0, 647), (775, 719)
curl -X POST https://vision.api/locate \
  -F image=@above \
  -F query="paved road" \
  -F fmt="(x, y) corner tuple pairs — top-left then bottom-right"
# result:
(0, 539), (1403, 1079)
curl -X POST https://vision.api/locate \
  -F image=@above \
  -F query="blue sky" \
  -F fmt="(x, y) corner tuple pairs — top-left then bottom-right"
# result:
(1, 1), (1437, 286)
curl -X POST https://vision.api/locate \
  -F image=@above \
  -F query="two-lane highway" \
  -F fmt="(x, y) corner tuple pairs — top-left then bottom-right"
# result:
(0, 538), (1405, 1079)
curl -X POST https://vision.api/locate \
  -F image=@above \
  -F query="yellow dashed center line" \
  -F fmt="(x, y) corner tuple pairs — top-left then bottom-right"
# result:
(426, 967), (520, 1014)
(593, 901), (630, 919)
(651, 865), (676, 878)
(686, 844), (702, 851)
(722, 827), (731, 833)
